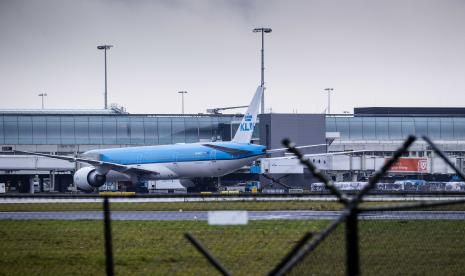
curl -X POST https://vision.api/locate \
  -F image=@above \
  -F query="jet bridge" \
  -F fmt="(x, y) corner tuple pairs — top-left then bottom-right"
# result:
(260, 155), (458, 175)
(0, 155), (74, 172)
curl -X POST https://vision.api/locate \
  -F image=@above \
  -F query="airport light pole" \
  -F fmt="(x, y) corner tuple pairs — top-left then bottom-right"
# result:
(324, 88), (334, 114)
(253, 27), (272, 114)
(38, 93), (47, 109)
(97, 45), (113, 109)
(178, 91), (188, 114)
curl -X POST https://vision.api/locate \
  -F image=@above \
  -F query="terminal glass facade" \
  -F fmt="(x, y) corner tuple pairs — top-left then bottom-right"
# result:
(327, 116), (465, 141)
(3, 114), (465, 145)
(0, 115), (245, 145)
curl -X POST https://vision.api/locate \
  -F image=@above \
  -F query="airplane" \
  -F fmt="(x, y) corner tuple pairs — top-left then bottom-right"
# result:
(15, 86), (270, 191)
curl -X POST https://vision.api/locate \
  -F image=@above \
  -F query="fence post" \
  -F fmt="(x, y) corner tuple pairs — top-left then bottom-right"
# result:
(346, 211), (359, 276)
(103, 197), (115, 276)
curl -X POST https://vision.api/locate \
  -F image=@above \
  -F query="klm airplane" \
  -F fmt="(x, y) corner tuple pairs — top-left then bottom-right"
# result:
(18, 86), (268, 191)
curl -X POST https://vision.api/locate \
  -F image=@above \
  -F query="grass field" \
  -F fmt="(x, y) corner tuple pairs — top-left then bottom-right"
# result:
(1, 200), (465, 212)
(2, 199), (465, 274)
(1, 220), (465, 275)
(0, 221), (465, 275)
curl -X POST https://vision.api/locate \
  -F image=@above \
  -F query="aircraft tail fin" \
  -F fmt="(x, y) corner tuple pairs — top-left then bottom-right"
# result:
(232, 86), (264, 144)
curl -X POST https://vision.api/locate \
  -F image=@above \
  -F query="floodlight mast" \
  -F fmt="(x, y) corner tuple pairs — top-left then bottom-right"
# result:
(178, 91), (188, 114)
(38, 93), (47, 109)
(253, 27), (272, 114)
(97, 45), (113, 109)
(324, 88), (334, 114)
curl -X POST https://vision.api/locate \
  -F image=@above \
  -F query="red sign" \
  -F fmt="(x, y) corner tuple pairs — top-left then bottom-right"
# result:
(387, 158), (428, 173)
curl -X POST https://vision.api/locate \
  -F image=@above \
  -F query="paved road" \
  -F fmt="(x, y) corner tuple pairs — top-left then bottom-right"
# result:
(2, 195), (465, 203)
(1, 210), (465, 220)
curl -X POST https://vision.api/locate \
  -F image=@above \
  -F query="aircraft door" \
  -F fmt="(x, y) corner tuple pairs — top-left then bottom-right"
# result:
(209, 149), (221, 175)
(210, 150), (216, 161)
(137, 154), (143, 164)
(174, 152), (183, 167)
(209, 150), (218, 171)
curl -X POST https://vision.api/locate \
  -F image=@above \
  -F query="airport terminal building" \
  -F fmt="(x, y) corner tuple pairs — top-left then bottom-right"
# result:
(1, 107), (465, 192)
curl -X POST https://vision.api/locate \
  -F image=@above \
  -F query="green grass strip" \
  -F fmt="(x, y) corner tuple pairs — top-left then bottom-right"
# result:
(1, 220), (465, 275)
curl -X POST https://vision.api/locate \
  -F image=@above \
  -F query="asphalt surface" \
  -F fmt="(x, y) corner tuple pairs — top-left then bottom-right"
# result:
(1, 210), (465, 220)
(2, 195), (465, 203)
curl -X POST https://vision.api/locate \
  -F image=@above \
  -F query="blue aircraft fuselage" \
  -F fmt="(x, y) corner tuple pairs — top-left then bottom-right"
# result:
(86, 142), (266, 165)
(80, 142), (266, 180)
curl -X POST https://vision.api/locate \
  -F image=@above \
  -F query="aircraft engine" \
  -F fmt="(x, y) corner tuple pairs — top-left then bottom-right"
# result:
(73, 166), (107, 191)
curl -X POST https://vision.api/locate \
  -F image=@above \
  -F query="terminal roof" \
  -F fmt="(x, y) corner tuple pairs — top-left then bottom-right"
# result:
(354, 107), (465, 117)
(0, 109), (126, 115)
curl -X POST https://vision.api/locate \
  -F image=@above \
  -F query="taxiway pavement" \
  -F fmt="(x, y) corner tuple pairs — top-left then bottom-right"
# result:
(1, 210), (465, 220)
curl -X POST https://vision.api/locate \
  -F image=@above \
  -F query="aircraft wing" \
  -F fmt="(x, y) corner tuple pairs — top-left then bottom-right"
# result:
(304, 150), (368, 156)
(266, 143), (328, 153)
(265, 150), (369, 160)
(14, 150), (158, 175)
(202, 144), (253, 156)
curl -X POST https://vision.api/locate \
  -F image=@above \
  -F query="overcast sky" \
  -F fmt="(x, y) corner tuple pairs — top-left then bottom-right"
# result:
(1, 0), (465, 114)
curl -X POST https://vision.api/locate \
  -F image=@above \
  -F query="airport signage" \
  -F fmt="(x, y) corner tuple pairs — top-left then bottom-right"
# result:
(387, 157), (428, 173)
(208, 211), (248, 225)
